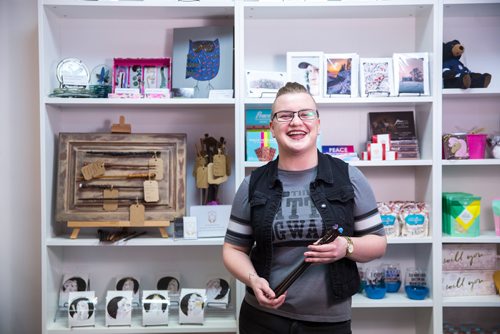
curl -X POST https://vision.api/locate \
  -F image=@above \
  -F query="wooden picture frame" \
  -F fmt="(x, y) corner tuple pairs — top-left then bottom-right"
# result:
(323, 53), (359, 97)
(360, 57), (395, 97)
(393, 52), (430, 96)
(286, 52), (323, 97)
(55, 133), (186, 225)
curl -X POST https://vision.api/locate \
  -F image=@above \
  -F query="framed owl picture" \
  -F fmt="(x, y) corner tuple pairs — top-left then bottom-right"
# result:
(172, 26), (234, 99)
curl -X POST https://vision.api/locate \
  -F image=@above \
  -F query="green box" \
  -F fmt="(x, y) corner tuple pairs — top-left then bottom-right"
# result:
(442, 192), (481, 237)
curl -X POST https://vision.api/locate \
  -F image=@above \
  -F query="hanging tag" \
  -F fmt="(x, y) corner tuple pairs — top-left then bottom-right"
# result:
(103, 188), (119, 211)
(212, 154), (227, 177)
(143, 180), (160, 202)
(193, 155), (207, 177)
(207, 162), (228, 185)
(149, 157), (164, 180)
(81, 160), (106, 180)
(196, 166), (209, 189)
(130, 203), (145, 226)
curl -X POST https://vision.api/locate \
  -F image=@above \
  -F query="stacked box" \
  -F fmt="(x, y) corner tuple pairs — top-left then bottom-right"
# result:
(442, 192), (481, 237)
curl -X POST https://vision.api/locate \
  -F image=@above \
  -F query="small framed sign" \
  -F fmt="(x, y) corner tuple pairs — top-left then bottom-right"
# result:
(190, 205), (231, 238)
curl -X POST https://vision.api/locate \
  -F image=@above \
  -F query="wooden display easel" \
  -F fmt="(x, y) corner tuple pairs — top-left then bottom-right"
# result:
(67, 220), (170, 239)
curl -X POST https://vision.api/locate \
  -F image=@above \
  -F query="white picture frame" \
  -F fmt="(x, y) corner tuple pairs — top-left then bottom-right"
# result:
(179, 288), (206, 325)
(393, 52), (430, 96)
(190, 205), (231, 238)
(246, 70), (286, 98)
(142, 290), (170, 326)
(105, 290), (133, 327)
(115, 276), (140, 306)
(323, 53), (359, 97)
(205, 277), (231, 308)
(155, 273), (181, 303)
(359, 57), (395, 97)
(67, 291), (97, 328)
(59, 273), (89, 308)
(286, 52), (323, 97)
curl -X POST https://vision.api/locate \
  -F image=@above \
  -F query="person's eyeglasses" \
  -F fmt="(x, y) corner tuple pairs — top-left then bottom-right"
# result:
(272, 109), (319, 123)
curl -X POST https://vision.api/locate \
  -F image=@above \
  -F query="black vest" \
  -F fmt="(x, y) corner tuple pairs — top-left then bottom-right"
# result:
(248, 151), (360, 300)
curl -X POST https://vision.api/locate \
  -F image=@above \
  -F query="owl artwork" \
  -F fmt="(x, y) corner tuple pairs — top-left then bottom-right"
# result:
(185, 39), (220, 82)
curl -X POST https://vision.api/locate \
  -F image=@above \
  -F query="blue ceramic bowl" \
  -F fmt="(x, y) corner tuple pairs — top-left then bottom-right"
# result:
(365, 285), (386, 299)
(405, 285), (429, 300)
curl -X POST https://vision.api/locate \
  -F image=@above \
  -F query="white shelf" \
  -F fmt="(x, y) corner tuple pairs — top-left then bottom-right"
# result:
(46, 236), (225, 247)
(442, 295), (500, 307)
(244, 96), (434, 108)
(442, 231), (500, 244)
(442, 159), (500, 166)
(48, 311), (236, 333)
(352, 293), (433, 308)
(244, 160), (434, 168)
(44, 97), (236, 108)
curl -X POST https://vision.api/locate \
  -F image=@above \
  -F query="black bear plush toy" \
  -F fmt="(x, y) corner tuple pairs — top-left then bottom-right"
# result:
(442, 40), (491, 89)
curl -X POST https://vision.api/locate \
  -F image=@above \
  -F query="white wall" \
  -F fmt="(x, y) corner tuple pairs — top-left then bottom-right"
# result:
(0, 0), (41, 333)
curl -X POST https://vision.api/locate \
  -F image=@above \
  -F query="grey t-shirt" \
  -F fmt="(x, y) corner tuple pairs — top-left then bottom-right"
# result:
(225, 164), (384, 322)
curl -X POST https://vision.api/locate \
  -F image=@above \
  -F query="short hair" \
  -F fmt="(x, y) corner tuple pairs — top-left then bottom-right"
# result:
(116, 277), (139, 294)
(214, 279), (230, 300)
(62, 277), (87, 292)
(106, 296), (123, 319)
(157, 276), (179, 291)
(272, 82), (315, 115)
(69, 297), (95, 319)
(143, 293), (168, 312)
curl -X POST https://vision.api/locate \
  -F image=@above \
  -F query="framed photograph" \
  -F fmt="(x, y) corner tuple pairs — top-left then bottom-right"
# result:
(68, 291), (97, 328)
(205, 277), (231, 308)
(179, 288), (206, 324)
(55, 133), (186, 224)
(115, 276), (140, 306)
(105, 290), (133, 327)
(156, 273), (181, 303)
(360, 58), (394, 97)
(323, 53), (359, 97)
(190, 205), (231, 238)
(393, 52), (429, 96)
(286, 52), (323, 97)
(59, 274), (89, 308)
(246, 70), (286, 98)
(142, 290), (170, 326)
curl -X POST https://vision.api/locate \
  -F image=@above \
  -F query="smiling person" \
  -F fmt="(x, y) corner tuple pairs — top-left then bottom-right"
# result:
(223, 82), (387, 334)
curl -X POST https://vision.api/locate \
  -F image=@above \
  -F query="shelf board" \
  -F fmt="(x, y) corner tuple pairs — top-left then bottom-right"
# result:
(245, 96), (434, 108)
(352, 292), (433, 308)
(442, 87), (500, 98)
(244, 159), (433, 168)
(45, 236), (225, 247)
(442, 295), (500, 307)
(387, 236), (433, 244)
(244, 0), (434, 20)
(43, 0), (235, 20)
(442, 159), (500, 166)
(48, 310), (236, 333)
(442, 231), (500, 244)
(443, 1), (500, 18)
(44, 97), (235, 109)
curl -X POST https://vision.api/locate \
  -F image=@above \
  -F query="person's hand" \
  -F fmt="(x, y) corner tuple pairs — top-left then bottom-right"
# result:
(248, 274), (286, 309)
(303, 236), (348, 264)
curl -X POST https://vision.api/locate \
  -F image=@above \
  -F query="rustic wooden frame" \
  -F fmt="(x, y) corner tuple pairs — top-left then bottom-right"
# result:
(55, 133), (186, 224)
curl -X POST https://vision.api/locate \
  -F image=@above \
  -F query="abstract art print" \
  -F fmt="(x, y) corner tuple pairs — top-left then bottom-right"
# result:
(360, 58), (394, 97)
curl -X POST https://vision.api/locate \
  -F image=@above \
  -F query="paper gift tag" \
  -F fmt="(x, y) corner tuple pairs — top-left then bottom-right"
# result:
(149, 158), (163, 181)
(193, 156), (207, 177)
(212, 154), (226, 177)
(207, 163), (227, 185)
(81, 161), (105, 180)
(196, 166), (209, 189)
(130, 203), (145, 226)
(143, 180), (160, 203)
(103, 189), (119, 211)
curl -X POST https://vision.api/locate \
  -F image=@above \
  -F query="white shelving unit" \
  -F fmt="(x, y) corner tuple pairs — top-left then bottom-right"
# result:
(38, 0), (500, 333)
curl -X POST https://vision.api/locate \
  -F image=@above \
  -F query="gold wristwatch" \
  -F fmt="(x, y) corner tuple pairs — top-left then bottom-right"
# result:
(343, 236), (354, 256)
